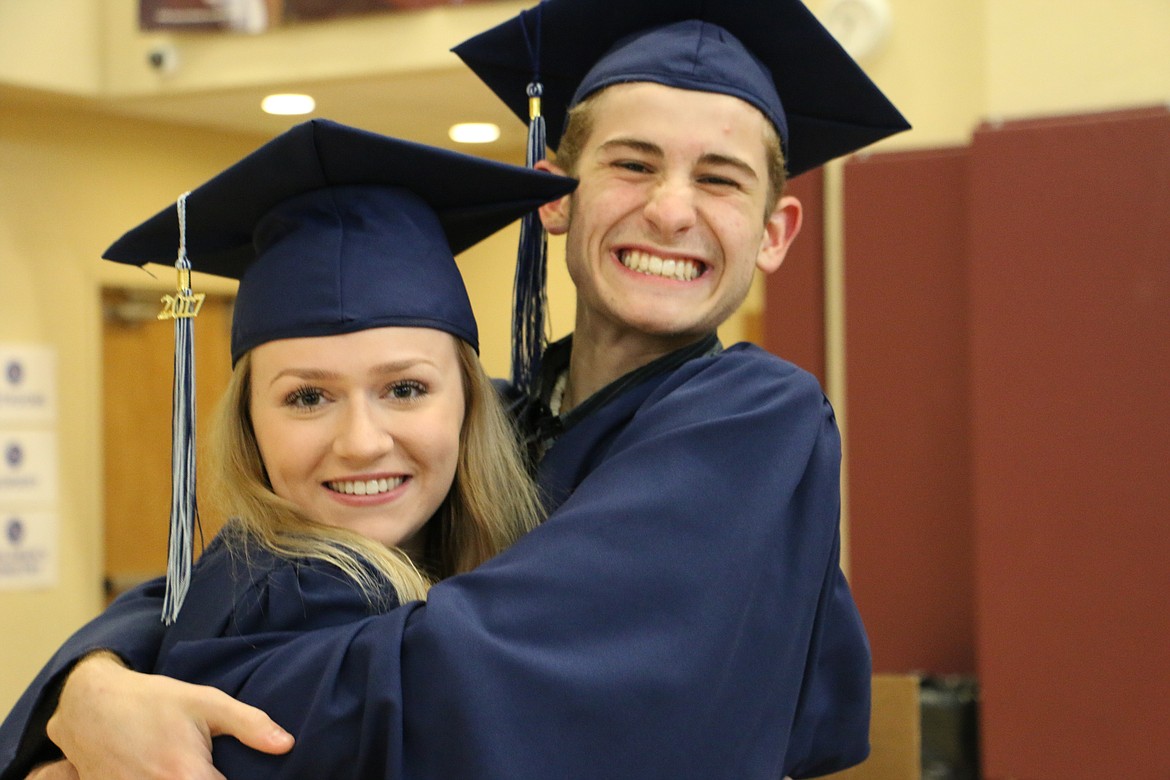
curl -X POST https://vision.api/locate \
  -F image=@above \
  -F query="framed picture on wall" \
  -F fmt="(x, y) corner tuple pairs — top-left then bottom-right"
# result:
(139, 0), (280, 32)
(140, 0), (494, 31)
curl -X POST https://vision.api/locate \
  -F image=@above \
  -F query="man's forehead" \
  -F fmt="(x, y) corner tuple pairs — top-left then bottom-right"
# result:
(590, 80), (771, 116)
(586, 82), (776, 161)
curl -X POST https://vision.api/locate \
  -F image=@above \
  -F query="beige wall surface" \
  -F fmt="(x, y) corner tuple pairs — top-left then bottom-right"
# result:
(984, 0), (1170, 120)
(1, 0), (1167, 718)
(0, 103), (261, 713)
(0, 0), (100, 93)
(845, 0), (986, 150)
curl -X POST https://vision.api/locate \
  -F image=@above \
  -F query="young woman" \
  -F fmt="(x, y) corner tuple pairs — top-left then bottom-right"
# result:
(0, 117), (576, 778)
(159, 323), (535, 649)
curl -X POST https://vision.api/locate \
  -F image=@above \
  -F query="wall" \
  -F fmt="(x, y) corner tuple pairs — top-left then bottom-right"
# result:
(841, 146), (975, 676)
(983, 0), (1170, 120)
(0, 0), (100, 93)
(96, 0), (531, 96)
(967, 107), (1170, 779)
(0, 101), (261, 713)
(796, 0), (1170, 776)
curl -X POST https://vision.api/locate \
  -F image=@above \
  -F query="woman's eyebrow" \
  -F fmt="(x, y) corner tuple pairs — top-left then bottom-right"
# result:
(267, 359), (433, 387)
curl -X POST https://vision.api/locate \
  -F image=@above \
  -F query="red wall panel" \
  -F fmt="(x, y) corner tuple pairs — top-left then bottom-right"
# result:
(968, 107), (1170, 779)
(763, 169), (826, 385)
(843, 147), (977, 676)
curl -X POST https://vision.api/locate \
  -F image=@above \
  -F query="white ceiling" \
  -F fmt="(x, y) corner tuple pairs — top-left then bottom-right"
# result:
(94, 65), (531, 161)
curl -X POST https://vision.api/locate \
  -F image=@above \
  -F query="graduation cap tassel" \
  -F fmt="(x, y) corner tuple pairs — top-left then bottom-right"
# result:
(510, 7), (549, 397)
(159, 191), (204, 625)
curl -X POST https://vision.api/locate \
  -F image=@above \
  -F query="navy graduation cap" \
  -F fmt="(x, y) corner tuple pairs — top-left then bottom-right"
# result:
(453, 0), (911, 178)
(105, 118), (578, 362)
(103, 118), (576, 623)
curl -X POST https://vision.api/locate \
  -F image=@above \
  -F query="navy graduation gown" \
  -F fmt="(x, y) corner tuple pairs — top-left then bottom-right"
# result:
(154, 531), (409, 777)
(0, 342), (869, 779)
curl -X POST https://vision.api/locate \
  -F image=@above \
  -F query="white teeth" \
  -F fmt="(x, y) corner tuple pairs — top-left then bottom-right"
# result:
(620, 250), (701, 281)
(328, 477), (405, 496)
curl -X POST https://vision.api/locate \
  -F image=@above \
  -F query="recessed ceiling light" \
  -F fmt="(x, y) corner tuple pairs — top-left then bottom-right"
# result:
(449, 122), (501, 144)
(261, 93), (316, 116)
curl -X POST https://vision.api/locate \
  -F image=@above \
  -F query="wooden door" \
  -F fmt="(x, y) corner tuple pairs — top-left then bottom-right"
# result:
(101, 287), (234, 600)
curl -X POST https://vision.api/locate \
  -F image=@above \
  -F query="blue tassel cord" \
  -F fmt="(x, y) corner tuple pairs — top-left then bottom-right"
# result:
(511, 6), (550, 398)
(160, 192), (202, 625)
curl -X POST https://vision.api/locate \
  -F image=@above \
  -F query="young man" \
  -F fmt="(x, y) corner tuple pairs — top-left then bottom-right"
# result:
(0, 1), (908, 778)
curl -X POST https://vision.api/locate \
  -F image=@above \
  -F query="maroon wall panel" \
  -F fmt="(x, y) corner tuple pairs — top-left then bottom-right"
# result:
(968, 107), (1170, 779)
(763, 169), (826, 385)
(843, 147), (976, 675)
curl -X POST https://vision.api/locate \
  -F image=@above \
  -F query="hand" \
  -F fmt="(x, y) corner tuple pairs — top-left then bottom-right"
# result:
(25, 760), (79, 780)
(47, 652), (294, 780)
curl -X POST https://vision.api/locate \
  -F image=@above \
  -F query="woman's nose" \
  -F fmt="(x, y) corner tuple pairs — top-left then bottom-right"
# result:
(332, 401), (393, 461)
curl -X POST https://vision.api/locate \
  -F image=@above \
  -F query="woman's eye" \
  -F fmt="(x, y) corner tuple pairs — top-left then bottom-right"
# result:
(285, 386), (325, 408)
(387, 380), (426, 400)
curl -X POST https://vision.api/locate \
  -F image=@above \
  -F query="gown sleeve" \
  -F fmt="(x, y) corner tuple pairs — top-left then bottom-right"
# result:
(151, 543), (407, 779)
(151, 348), (869, 779)
(400, 348), (870, 778)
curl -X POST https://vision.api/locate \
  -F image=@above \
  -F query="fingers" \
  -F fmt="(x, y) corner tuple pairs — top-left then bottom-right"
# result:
(49, 657), (237, 780)
(26, 760), (80, 780)
(197, 686), (295, 755)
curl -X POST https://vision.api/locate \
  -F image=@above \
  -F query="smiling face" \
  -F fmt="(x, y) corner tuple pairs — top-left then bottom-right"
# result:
(247, 327), (465, 554)
(540, 82), (802, 355)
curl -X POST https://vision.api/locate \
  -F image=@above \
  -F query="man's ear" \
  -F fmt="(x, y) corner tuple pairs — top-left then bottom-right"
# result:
(535, 159), (572, 236)
(756, 195), (803, 274)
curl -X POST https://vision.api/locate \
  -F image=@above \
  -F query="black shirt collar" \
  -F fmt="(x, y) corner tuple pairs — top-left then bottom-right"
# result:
(520, 333), (723, 461)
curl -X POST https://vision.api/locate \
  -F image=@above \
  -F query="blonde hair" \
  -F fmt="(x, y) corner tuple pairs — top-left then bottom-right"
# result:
(207, 339), (542, 609)
(556, 89), (789, 215)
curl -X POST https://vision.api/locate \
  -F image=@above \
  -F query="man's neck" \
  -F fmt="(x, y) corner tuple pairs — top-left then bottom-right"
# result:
(562, 315), (706, 415)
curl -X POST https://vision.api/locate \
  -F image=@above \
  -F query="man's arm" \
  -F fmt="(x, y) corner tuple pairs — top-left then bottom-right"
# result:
(0, 579), (168, 778)
(24, 761), (78, 780)
(5, 350), (867, 779)
(47, 654), (290, 780)
(166, 349), (866, 778)
(397, 350), (867, 778)
(0, 576), (292, 780)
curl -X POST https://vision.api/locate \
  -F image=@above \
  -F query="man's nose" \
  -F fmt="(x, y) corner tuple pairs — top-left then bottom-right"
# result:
(643, 178), (698, 237)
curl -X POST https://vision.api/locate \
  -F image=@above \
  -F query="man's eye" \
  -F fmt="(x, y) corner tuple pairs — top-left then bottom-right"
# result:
(615, 160), (652, 174)
(699, 175), (741, 188)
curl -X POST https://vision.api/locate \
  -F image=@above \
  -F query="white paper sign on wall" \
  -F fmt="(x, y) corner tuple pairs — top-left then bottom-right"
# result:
(0, 345), (57, 426)
(0, 510), (57, 589)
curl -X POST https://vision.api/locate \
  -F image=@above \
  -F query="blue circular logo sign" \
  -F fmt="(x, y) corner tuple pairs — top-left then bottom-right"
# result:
(5, 518), (23, 545)
(5, 443), (22, 468)
(4, 361), (20, 386)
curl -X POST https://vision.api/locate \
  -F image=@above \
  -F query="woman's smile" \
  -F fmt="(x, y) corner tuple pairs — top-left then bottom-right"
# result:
(249, 327), (466, 549)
